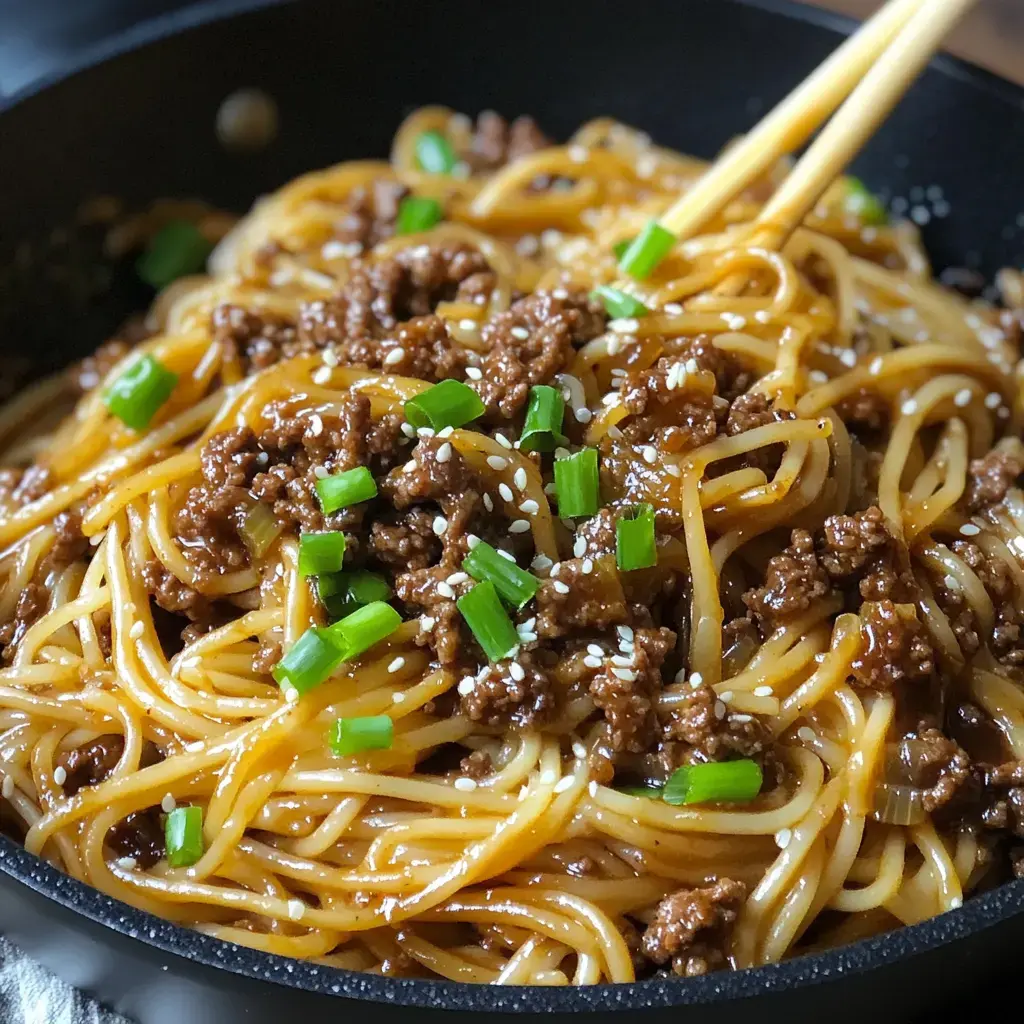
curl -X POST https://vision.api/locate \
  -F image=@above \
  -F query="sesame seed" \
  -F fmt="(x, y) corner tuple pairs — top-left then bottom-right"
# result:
(466, 366), (483, 380)
(284, 686), (299, 703)
(665, 464), (681, 478)
(587, 643), (604, 657)
(312, 366), (332, 385)
(617, 625), (634, 641)
(383, 347), (405, 366)
(714, 701), (726, 720)
(959, 523), (980, 536)
(313, 465), (329, 479)
(184, 741), (205, 753)
(458, 319), (478, 331)
(1, 776), (12, 799)
(550, 563), (561, 576)
(540, 769), (558, 785)
(287, 900), (306, 921)
(454, 776), (479, 793)
(446, 572), (469, 585)
(436, 442), (452, 463)
(719, 690), (734, 702)
(611, 318), (639, 334)
(322, 347), (339, 367)
(581, 558), (594, 574)
(421, 615), (436, 630)
(457, 676), (476, 695)
(985, 392), (1002, 409)
(868, 357), (883, 375)
(674, 668), (688, 683)
(837, 349), (857, 368)
(483, 493), (494, 512)
(611, 654), (633, 667)
(642, 446), (657, 464)
(487, 455), (509, 471)
(499, 482), (514, 502)
(417, 426), (435, 438)
(531, 553), (553, 571)
(437, 582), (456, 599)
(663, 302), (683, 315)
(775, 828), (792, 849)
(161, 794), (177, 814)
(753, 686), (773, 697)
(467, 534), (481, 550)
(511, 326), (530, 341)
(901, 399), (918, 415)
(950, 896), (963, 909)
(607, 337), (622, 356)
(554, 776), (574, 793)
(943, 574), (959, 590)
(574, 536), (588, 557)
(432, 516), (448, 537)
(953, 388), (972, 408)
(129, 621), (144, 640)
(509, 662), (526, 682)
(519, 499), (539, 515)
(52, 765), (67, 787)
(509, 520), (531, 534)
(495, 433), (513, 449)
(553, 581), (571, 594)
(612, 667), (636, 681)
(576, 407), (593, 424)
(388, 657), (406, 674)
(732, 713), (753, 723)
(588, 780), (599, 797)
(797, 726), (817, 742)
(514, 467), (528, 491)
(308, 414), (324, 437)
(754, 310), (772, 324)
(572, 740), (587, 759)
(392, 691), (406, 703)
(601, 393), (621, 408)
(255, 451), (270, 466)
(497, 549), (516, 562)
(400, 422), (416, 438)
(116, 857), (138, 870)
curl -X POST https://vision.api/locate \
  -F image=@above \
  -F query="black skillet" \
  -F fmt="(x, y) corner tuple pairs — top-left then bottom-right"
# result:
(1, 1), (1023, 1020)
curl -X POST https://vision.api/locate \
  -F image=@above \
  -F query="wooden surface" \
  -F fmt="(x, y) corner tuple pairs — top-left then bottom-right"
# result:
(811, 0), (1023, 83)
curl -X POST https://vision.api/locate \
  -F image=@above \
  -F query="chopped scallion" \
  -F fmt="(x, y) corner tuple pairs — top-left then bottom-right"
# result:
(324, 601), (402, 661)
(315, 466), (377, 514)
(463, 541), (539, 609)
(415, 130), (457, 174)
(103, 354), (178, 431)
(239, 503), (282, 558)
(396, 195), (443, 235)
(612, 237), (634, 260)
(298, 531), (347, 577)
(520, 385), (567, 452)
(164, 805), (204, 868)
(590, 285), (649, 320)
(616, 503), (657, 571)
(662, 759), (763, 806)
(404, 378), (485, 431)
(272, 627), (345, 695)
(553, 447), (599, 518)
(137, 221), (212, 289)
(457, 581), (520, 662)
(618, 219), (676, 280)
(317, 571), (391, 620)
(328, 714), (394, 756)
(843, 176), (888, 226)
(618, 785), (664, 799)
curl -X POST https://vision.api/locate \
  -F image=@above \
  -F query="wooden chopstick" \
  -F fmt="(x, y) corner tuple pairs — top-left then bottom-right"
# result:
(749, 0), (979, 250)
(657, 0), (928, 244)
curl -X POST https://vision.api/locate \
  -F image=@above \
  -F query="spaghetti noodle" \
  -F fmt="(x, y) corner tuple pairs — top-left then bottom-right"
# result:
(1, 104), (1023, 984)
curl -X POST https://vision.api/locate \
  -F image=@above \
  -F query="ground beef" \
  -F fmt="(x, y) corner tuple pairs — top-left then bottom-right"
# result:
(142, 560), (213, 624)
(978, 761), (1024, 838)
(836, 388), (889, 435)
(459, 653), (555, 728)
(850, 600), (934, 691)
(641, 879), (746, 976)
(459, 750), (493, 779)
(212, 304), (301, 373)
(721, 617), (759, 676)
(669, 335), (755, 403)
(299, 244), (493, 346)
(56, 735), (125, 796)
(50, 508), (88, 568)
(964, 442), (1024, 514)
(369, 508), (442, 571)
(721, 391), (796, 475)
(818, 505), (895, 586)
(743, 529), (830, 631)
(394, 561), (475, 666)
(618, 358), (720, 453)
(535, 555), (629, 638)
(896, 729), (972, 813)
(469, 291), (604, 420)
(384, 436), (479, 512)
(0, 465), (52, 508)
(108, 811), (164, 869)
(0, 583), (47, 661)
(575, 506), (677, 560)
(71, 339), (130, 393)
(252, 639), (281, 676)
(950, 541), (1024, 667)
(465, 111), (551, 172)
(333, 179), (408, 250)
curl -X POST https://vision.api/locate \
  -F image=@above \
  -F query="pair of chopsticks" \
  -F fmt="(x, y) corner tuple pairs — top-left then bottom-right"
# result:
(659, 0), (978, 252)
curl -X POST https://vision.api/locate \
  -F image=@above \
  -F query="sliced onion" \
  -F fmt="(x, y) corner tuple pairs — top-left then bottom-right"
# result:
(240, 503), (282, 558)
(872, 783), (927, 826)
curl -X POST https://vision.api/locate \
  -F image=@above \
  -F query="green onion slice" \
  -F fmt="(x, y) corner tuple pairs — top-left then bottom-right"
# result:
(298, 531), (347, 577)
(315, 466), (377, 515)
(463, 541), (539, 609)
(520, 385), (567, 452)
(554, 448), (600, 518)
(317, 570), (391, 620)
(240, 503), (282, 559)
(103, 354), (179, 431)
(457, 581), (520, 662)
(396, 195), (443, 235)
(617, 219), (676, 280)
(324, 601), (402, 661)
(415, 130), (458, 174)
(618, 785), (664, 799)
(137, 221), (212, 289)
(843, 176), (888, 226)
(164, 805), (204, 868)
(272, 627), (345, 696)
(589, 285), (649, 320)
(404, 378), (485, 431)
(329, 715), (395, 756)
(662, 759), (763, 806)
(612, 237), (634, 260)
(616, 503), (657, 571)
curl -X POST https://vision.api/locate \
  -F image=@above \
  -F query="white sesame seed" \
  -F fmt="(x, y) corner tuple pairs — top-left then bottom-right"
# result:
(617, 625), (634, 641)
(774, 828), (792, 849)
(574, 536), (588, 557)
(1, 776), (13, 799)
(714, 701), (726, 720)
(953, 388), (972, 408)
(487, 455), (509, 472)
(402, 460), (416, 474)
(510, 326), (530, 341)
(550, 563), (561, 576)
(611, 654), (633, 667)
(437, 582), (456, 599)
(116, 857), (138, 870)
(457, 676), (476, 696)
(497, 549), (516, 562)
(446, 572), (469, 586)
(868, 357), (883, 375)
(540, 769), (558, 785)
(128, 621), (144, 640)
(466, 366), (483, 380)
(184, 741), (205, 753)
(719, 690), (734, 702)
(421, 615), (436, 630)
(436, 442), (452, 463)
(665, 464), (681, 478)
(959, 523), (980, 536)
(612, 667), (636, 682)
(322, 347), (339, 367)
(553, 581), (571, 595)
(161, 794), (177, 814)
(753, 686), (773, 697)
(689, 673), (704, 688)
(417, 426), (436, 438)
(308, 414), (324, 437)
(287, 900), (306, 921)
(495, 433), (513, 449)
(383, 347), (405, 366)
(401, 422), (416, 438)
(313, 465), (330, 479)
(284, 686), (299, 703)
(391, 691), (406, 704)
(611, 318), (639, 334)
(663, 302), (683, 315)
(985, 392), (1002, 409)
(519, 499), (539, 515)
(387, 657), (406, 674)
(52, 765), (67, 787)
(581, 558), (594, 574)
(732, 714), (753, 723)
(587, 643), (604, 657)
(467, 534), (481, 550)
(901, 399), (918, 415)
(483, 493), (494, 512)
(575, 407), (593, 424)
(459, 319), (478, 331)
(531, 553), (553, 571)
(508, 662), (526, 682)
(601, 393), (620, 408)
(432, 516), (448, 537)
(312, 366), (332, 385)
(797, 726), (817, 742)
(588, 780), (599, 798)
(943, 574), (959, 590)
(509, 520), (531, 534)
(837, 349), (857, 368)
(572, 741), (587, 759)
(642, 446), (657, 464)
(607, 336), (622, 356)
(255, 451), (270, 466)
(754, 310), (771, 323)
(499, 482), (514, 502)
(513, 467), (528, 491)
(554, 776), (574, 793)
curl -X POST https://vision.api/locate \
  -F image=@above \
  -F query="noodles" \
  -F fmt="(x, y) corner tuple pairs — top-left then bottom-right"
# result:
(1, 105), (1023, 985)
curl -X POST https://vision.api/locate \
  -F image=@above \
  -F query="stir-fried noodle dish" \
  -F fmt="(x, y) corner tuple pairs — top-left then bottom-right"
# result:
(2, 104), (1024, 984)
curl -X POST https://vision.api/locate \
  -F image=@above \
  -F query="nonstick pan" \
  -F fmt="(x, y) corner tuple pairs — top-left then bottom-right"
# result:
(1, 1), (1024, 1021)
